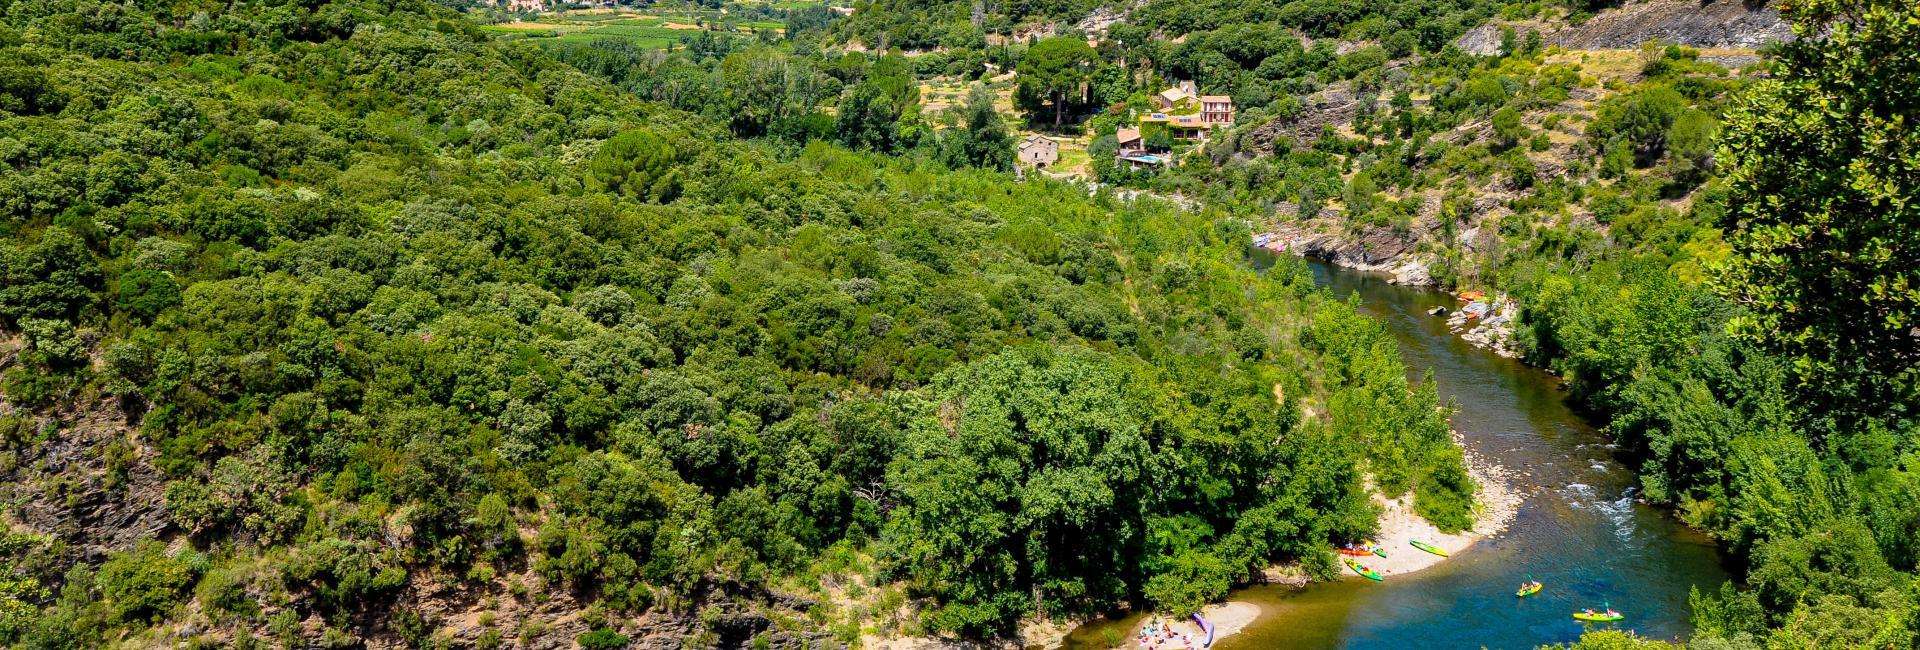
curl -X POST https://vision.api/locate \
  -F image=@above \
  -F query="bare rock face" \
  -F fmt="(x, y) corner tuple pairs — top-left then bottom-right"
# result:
(1243, 86), (1364, 153)
(1076, 4), (1128, 36)
(1548, 0), (1792, 49)
(0, 397), (169, 562)
(1454, 23), (1505, 56)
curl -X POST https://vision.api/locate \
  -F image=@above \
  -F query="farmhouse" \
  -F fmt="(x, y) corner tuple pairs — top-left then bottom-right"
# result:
(1018, 134), (1059, 168)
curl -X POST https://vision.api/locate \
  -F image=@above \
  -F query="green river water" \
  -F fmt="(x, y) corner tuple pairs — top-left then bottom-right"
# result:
(1062, 257), (1731, 649)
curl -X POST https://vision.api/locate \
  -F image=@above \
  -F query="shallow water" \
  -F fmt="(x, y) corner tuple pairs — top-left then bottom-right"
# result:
(1063, 257), (1730, 649)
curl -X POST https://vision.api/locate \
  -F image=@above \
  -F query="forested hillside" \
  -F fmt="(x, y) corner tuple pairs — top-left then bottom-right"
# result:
(0, 0), (1480, 646)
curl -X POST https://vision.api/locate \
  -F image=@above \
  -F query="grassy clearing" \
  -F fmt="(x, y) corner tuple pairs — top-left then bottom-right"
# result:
(1545, 48), (1650, 85)
(920, 75), (1095, 179)
(1053, 136), (1092, 176)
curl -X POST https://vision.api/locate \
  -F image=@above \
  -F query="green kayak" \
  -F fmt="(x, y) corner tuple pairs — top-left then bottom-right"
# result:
(1409, 540), (1449, 557)
(1573, 610), (1624, 622)
(1516, 581), (1543, 597)
(1344, 558), (1383, 582)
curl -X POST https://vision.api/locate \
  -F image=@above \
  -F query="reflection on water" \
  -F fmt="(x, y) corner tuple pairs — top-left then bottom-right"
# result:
(1063, 255), (1728, 649)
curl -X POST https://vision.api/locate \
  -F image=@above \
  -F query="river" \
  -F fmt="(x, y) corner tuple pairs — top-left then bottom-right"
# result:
(1063, 257), (1730, 649)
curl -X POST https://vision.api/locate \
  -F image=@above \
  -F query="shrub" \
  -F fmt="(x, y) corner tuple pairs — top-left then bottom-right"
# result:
(97, 542), (196, 624)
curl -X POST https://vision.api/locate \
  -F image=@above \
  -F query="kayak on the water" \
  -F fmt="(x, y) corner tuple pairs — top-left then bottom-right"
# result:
(1573, 609), (1624, 622)
(1344, 558), (1383, 582)
(1409, 540), (1449, 557)
(1516, 581), (1543, 597)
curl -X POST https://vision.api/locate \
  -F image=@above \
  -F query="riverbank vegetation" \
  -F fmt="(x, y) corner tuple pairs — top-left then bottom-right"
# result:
(1534, 3), (1920, 646)
(0, 0), (1478, 645)
(1044, 0), (1916, 642)
(1170, 0), (1917, 645)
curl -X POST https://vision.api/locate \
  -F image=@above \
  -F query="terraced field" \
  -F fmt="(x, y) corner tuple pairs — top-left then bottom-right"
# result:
(479, 8), (787, 49)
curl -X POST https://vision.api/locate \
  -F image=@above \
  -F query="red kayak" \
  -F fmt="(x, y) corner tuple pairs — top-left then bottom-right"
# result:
(1338, 547), (1374, 556)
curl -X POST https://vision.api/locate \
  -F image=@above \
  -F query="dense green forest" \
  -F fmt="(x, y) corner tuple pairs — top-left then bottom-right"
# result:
(1, 0), (1914, 644)
(0, 0), (1484, 645)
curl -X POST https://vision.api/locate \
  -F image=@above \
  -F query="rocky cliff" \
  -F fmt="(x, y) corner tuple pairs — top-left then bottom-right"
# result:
(1548, 0), (1791, 49)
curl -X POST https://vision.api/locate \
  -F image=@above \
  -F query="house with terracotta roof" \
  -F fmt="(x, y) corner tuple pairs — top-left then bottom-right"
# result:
(1112, 127), (1168, 169)
(1115, 128), (1144, 156)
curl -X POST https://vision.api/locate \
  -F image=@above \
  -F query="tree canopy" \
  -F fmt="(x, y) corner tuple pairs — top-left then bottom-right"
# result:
(0, 0), (1474, 645)
(1017, 37), (1097, 128)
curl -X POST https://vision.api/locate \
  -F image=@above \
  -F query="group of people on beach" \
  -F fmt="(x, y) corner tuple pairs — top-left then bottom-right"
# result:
(1134, 617), (1200, 649)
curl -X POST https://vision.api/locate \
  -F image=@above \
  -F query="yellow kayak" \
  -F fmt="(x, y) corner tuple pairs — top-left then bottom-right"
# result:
(1344, 558), (1383, 582)
(1516, 581), (1543, 597)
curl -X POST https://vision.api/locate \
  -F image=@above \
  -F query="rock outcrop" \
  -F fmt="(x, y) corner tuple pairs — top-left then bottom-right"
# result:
(1242, 86), (1366, 153)
(1255, 222), (1433, 286)
(1454, 23), (1505, 56)
(1447, 297), (1521, 358)
(1548, 0), (1791, 49)
(0, 395), (169, 562)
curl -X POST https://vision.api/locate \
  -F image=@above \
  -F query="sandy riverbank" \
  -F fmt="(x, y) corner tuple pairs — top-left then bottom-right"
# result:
(1122, 601), (1262, 649)
(884, 444), (1519, 649)
(1351, 444), (1522, 578)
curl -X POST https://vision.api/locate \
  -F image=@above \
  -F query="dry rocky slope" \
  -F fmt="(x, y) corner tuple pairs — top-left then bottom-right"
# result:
(1548, 0), (1791, 49)
(1254, 0), (1790, 293)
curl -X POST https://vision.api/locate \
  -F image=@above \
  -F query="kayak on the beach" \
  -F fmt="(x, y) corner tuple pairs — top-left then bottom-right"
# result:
(1192, 612), (1214, 647)
(1573, 609), (1624, 622)
(1409, 540), (1449, 557)
(1516, 581), (1543, 597)
(1344, 558), (1383, 581)
(1339, 540), (1386, 557)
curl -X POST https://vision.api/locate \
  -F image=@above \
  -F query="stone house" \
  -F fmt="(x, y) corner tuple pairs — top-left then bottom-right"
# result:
(1018, 134), (1059, 168)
